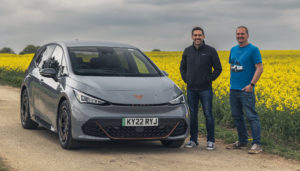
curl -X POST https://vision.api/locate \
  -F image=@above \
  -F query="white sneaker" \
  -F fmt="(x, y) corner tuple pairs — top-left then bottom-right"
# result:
(248, 144), (262, 154)
(184, 141), (198, 148)
(206, 141), (214, 150)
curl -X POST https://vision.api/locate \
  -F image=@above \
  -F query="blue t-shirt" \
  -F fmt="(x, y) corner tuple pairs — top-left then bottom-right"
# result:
(229, 43), (262, 90)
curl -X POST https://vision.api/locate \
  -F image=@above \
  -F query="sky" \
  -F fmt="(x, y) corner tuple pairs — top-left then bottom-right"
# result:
(1, 0), (300, 53)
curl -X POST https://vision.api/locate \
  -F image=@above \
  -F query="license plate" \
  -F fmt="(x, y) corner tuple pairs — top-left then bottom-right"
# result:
(122, 118), (158, 126)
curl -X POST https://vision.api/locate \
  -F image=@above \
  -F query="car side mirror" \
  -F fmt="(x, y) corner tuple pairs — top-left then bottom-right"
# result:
(40, 68), (57, 78)
(162, 70), (169, 77)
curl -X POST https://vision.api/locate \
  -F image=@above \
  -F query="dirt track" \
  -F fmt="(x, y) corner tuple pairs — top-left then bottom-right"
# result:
(0, 85), (299, 171)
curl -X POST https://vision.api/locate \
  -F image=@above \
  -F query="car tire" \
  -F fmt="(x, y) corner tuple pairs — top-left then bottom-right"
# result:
(57, 100), (78, 149)
(20, 90), (38, 129)
(161, 139), (185, 148)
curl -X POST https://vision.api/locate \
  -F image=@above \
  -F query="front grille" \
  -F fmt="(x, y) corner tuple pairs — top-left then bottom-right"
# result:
(82, 121), (107, 138)
(81, 118), (187, 139)
(170, 120), (187, 136)
(111, 103), (169, 107)
(104, 126), (172, 138)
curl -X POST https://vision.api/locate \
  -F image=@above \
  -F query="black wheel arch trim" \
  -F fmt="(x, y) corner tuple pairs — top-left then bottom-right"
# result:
(55, 94), (71, 133)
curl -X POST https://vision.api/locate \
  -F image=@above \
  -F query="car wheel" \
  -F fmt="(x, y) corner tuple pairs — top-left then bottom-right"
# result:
(57, 100), (78, 149)
(161, 139), (185, 148)
(20, 90), (38, 129)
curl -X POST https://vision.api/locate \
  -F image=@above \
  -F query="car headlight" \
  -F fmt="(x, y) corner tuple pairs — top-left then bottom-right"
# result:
(169, 94), (185, 105)
(73, 89), (108, 105)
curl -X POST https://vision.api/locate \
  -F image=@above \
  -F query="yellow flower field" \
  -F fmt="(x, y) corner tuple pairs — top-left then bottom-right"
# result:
(0, 50), (299, 113)
(0, 53), (34, 71)
(145, 50), (300, 113)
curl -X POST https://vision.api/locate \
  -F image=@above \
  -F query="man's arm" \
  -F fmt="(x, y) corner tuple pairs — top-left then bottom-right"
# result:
(180, 51), (187, 83)
(211, 48), (222, 81)
(242, 63), (263, 92)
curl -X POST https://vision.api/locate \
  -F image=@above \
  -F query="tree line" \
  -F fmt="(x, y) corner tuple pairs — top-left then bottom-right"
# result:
(0, 45), (40, 54)
(1, 45), (162, 54)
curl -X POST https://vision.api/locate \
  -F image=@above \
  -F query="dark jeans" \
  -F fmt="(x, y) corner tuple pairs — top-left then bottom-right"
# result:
(230, 90), (261, 145)
(187, 89), (214, 143)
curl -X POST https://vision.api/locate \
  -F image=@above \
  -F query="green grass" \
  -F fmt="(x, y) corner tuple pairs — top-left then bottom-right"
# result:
(0, 158), (9, 171)
(197, 101), (300, 161)
(0, 67), (24, 87)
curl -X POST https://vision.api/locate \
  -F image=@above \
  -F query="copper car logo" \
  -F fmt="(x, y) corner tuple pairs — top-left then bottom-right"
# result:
(134, 94), (143, 100)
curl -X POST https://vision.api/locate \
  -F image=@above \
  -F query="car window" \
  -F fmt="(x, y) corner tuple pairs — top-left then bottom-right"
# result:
(68, 46), (160, 77)
(42, 46), (67, 77)
(37, 45), (56, 69)
(52, 46), (63, 65)
(51, 46), (66, 76)
(33, 47), (45, 66)
(115, 51), (129, 70)
(131, 52), (151, 74)
(61, 54), (68, 76)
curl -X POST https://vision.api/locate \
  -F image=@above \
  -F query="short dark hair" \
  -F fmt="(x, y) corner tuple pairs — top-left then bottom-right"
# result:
(192, 26), (205, 36)
(237, 26), (249, 35)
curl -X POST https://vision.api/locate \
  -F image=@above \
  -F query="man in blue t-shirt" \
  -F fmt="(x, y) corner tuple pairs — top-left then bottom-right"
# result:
(226, 26), (264, 154)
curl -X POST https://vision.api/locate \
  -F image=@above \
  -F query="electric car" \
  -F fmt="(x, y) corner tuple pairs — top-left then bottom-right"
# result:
(20, 41), (189, 149)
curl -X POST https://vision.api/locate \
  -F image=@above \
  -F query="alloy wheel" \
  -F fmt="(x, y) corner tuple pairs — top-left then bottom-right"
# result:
(58, 105), (69, 144)
(21, 92), (29, 126)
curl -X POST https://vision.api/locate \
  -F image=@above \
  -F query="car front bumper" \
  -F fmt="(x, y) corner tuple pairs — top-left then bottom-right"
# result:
(70, 100), (189, 141)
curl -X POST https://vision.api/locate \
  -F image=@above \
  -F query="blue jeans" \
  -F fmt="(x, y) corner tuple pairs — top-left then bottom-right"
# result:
(230, 90), (261, 145)
(187, 89), (214, 143)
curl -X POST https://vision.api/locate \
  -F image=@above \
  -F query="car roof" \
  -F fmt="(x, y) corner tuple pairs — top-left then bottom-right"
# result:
(50, 41), (137, 49)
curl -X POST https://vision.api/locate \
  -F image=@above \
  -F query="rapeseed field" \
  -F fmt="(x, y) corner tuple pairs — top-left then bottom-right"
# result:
(0, 53), (33, 71)
(0, 51), (299, 113)
(146, 50), (300, 114)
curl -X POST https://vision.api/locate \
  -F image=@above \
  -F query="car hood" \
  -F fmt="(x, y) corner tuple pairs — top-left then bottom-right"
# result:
(68, 76), (182, 104)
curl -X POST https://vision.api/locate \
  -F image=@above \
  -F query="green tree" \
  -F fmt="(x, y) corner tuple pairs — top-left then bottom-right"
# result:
(0, 47), (16, 54)
(19, 44), (40, 54)
(152, 49), (161, 52)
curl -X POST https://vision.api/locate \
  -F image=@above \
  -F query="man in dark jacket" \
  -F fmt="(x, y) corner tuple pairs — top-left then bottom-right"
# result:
(180, 26), (222, 150)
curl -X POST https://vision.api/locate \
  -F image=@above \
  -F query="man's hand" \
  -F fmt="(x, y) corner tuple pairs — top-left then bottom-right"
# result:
(242, 84), (253, 92)
(242, 63), (263, 93)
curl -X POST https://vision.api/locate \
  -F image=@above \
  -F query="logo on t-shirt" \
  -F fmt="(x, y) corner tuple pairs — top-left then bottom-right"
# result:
(231, 61), (243, 72)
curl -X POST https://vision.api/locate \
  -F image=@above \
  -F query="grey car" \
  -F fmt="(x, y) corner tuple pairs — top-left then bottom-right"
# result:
(20, 41), (189, 149)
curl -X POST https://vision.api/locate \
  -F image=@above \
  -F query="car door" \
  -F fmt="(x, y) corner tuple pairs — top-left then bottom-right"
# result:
(38, 45), (68, 128)
(28, 45), (56, 119)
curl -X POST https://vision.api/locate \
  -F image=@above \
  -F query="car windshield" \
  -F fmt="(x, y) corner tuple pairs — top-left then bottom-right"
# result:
(68, 46), (161, 77)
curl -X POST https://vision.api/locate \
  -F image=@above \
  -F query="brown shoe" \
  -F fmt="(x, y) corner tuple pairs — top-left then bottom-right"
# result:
(226, 141), (247, 149)
(248, 144), (262, 154)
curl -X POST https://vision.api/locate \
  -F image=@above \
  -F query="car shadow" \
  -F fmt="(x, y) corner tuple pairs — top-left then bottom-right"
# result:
(32, 126), (187, 155)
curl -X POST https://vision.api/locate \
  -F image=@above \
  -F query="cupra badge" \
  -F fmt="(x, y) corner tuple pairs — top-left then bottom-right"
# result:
(133, 94), (143, 100)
